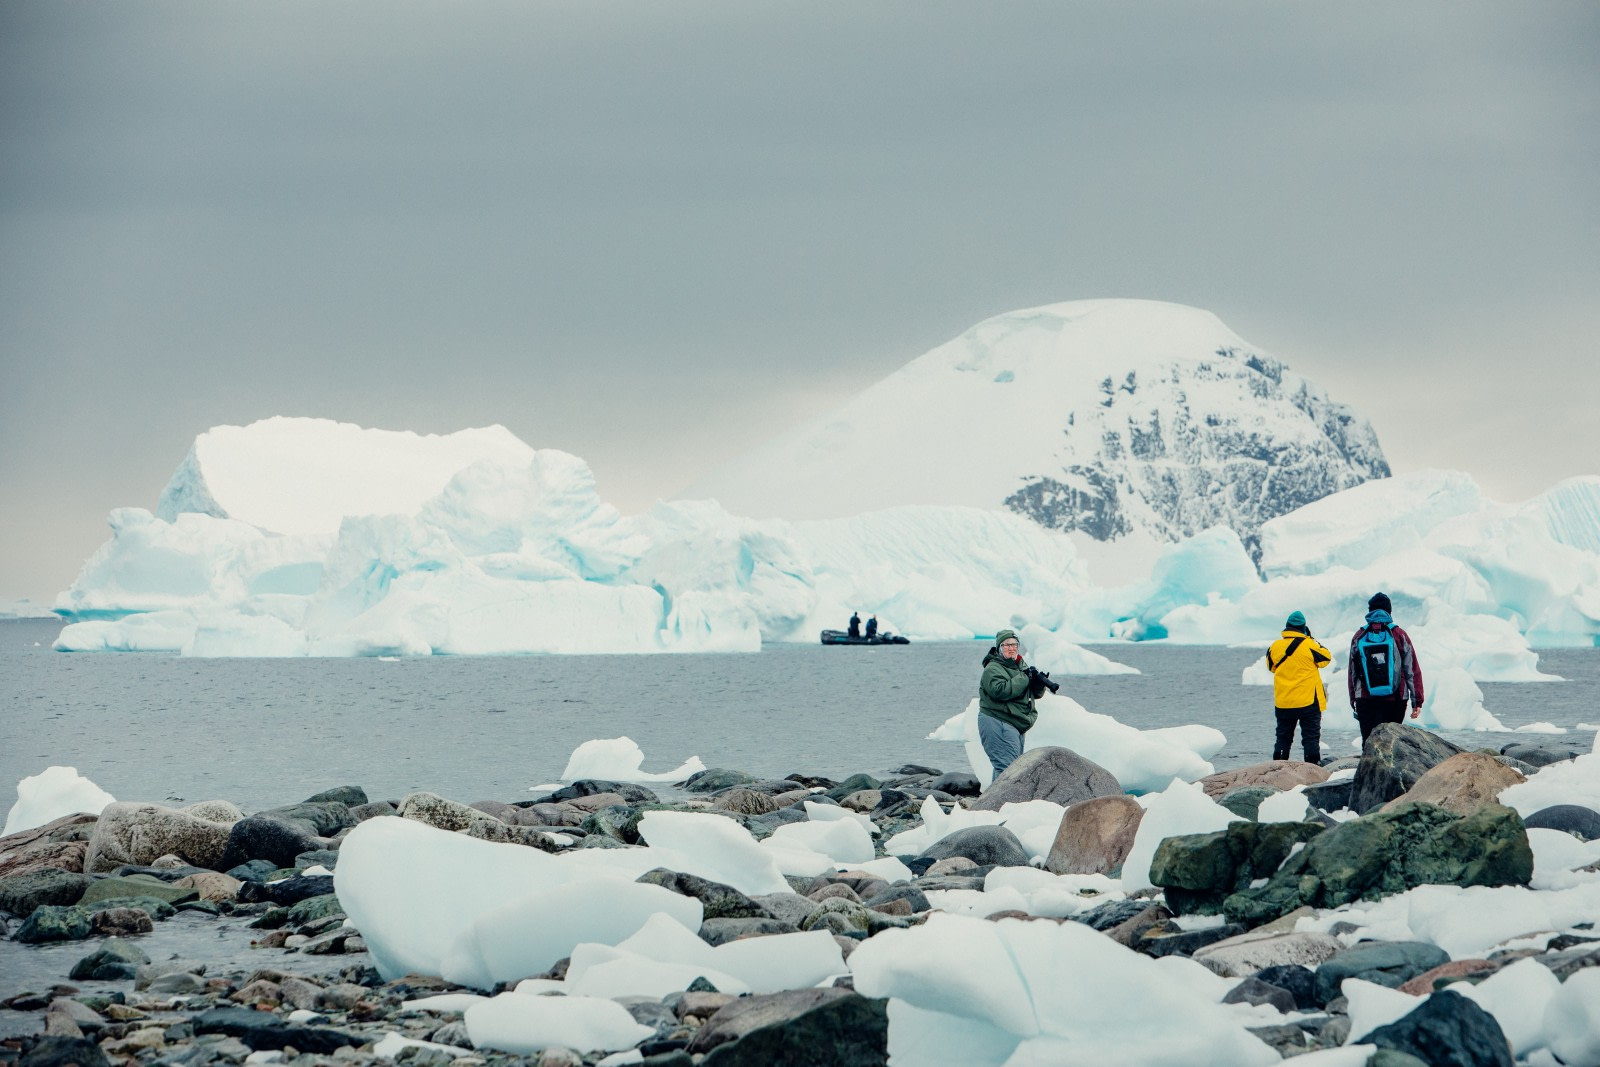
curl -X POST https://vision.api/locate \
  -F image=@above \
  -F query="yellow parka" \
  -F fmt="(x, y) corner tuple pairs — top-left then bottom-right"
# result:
(1267, 630), (1333, 711)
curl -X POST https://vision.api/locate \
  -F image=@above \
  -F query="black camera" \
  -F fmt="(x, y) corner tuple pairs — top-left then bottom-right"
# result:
(1025, 666), (1060, 695)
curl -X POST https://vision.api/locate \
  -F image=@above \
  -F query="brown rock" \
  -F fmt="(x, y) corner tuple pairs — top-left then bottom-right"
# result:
(675, 990), (736, 1020)
(869, 898), (914, 917)
(1381, 752), (1526, 816)
(42, 1011), (85, 1038)
(468, 800), (517, 822)
(229, 979), (281, 1007)
(770, 790), (810, 808)
(710, 788), (779, 816)
(808, 883), (861, 904)
(516, 804), (583, 828)
(172, 872), (242, 903)
(0, 813), (98, 853)
(83, 803), (236, 873)
(1107, 904), (1172, 947)
(1045, 794), (1144, 876)
(1398, 958), (1500, 995)
(90, 907), (154, 937)
(278, 977), (325, 1011)
(101, 1028), (165, 1056)
(840, 791), (882, 813)
(925, 856), (978, 876)
(1199, 761), (1329, 799)
(0, 839), (89, 878)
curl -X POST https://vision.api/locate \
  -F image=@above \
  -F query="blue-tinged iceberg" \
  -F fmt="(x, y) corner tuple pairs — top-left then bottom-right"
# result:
(54, 418), (1092, 656)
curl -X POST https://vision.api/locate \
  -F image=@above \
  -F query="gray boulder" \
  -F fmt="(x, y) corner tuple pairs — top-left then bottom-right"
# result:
(219, 814), (329, 872)
(83, 802), (236, 873)
(916, 826), (1029, 868)
(1498, 741), (1585, 768)
(689, 987), (888, 1066)
(1314, 941), (1450, 1005)
(1524, 804), (1600, 842)
(971, 747), (1120, 811)
(1349, 724), (1467, 813)
(1357, 989), (1513, 1067)
(637, 868), (773, 920)
(69, 937), (150, 981)
(699, 917), (801, 946)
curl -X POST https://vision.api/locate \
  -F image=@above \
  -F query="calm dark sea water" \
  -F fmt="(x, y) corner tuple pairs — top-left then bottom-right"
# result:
(3, 618), (1596, 813)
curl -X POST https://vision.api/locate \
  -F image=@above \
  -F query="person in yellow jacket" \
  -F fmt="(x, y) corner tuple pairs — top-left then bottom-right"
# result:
(1267, 610), (1332, 763)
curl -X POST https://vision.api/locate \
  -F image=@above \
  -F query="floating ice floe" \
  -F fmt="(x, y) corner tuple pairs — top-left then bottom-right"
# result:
(930, 694), (1221, 793)
(3, 766), (117, 836)
(557, 737), (705, 783)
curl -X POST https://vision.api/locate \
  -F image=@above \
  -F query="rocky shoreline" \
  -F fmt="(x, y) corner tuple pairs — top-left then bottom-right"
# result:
(3, 724), (1599, 1067)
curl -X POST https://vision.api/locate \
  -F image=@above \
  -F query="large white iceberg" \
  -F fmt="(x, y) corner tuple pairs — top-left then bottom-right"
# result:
(51, 417), (1600, 662)
(56, 419), (1090, 656)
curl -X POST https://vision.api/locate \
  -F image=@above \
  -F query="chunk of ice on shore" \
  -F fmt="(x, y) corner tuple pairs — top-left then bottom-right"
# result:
(1456, 957), (1562, 1057)
(558, 737), (705, 783)
(334, 817), (701, 987)
(849, 913), (1279, 1065)
(634, 810), (794, 896)
(1544, 969), (1600, 1067)
(1296, 881), (1600, 960)
(1343, 978), (1419, 1043)
(1499, 735), (1600, 817)
(763, 817), (875, 865)
(1122, 780), (1243, 893)
(4, 766), (116, 836)
(464, 993), (653, 1055)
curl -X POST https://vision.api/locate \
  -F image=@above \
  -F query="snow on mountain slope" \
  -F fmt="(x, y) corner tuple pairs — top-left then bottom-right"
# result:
(684, 299), (1389, 560)
(156, 417), (535, 536)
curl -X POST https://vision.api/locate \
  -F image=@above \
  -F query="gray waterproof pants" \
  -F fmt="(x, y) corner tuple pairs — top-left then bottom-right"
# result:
(979, 713), (1025, 779)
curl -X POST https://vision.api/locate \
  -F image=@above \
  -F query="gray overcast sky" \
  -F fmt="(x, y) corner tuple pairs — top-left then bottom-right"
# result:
(2, 1), (1597, 603)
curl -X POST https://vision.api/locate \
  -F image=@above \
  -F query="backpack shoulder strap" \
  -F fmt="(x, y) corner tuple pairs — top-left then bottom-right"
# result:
(1269, 636), (1306, 671)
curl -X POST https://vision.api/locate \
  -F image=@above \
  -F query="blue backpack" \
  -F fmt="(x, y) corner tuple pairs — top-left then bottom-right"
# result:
(1357, 626), (1400, 697)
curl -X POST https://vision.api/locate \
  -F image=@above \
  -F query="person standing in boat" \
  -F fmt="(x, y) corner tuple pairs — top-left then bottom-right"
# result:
(848, 611), (862, 639)
(978, 629), (1043, 778)
(865, 614), (878, 639)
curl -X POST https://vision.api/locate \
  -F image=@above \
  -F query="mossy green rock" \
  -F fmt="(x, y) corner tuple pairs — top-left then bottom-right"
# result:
(286, 893), (345, 926)
(15, 904), (94, 943)
(80, 875), (198, 908)
(1151, 820), (1324, 915)
(1224, 802), (1532, 927)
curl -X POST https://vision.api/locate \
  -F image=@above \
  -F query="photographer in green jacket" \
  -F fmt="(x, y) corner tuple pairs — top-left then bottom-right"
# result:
(978, 628), (1045, 778)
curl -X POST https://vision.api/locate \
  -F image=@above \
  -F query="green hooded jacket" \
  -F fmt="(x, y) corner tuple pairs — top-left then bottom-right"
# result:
(978, 628), (1037, 734)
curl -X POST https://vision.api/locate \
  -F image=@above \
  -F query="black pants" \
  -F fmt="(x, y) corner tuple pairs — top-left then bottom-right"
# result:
(1355, 696), (1407, 743)
(1273, 704), (1322, 764)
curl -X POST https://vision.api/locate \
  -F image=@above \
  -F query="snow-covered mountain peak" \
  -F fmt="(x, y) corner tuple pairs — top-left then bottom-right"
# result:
(685, 298), (1390, 559)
